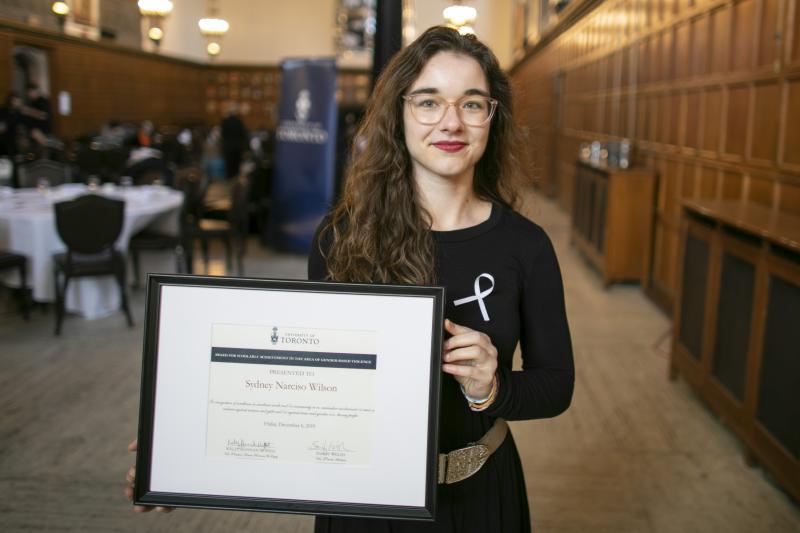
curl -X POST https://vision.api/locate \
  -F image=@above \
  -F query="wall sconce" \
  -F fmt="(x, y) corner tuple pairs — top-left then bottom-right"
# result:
(199, 0), (229, 59)
(138, 0), (173, 51)
(51, 1), (69, 32)
(206, 41), (221, 57)
(147, 26), (164, 45)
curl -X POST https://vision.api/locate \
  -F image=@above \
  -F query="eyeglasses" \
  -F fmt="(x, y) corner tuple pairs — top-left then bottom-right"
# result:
(402, 94), (498, 126)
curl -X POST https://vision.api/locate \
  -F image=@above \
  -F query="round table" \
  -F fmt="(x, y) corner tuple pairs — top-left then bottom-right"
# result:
(0, 183), (183, 319)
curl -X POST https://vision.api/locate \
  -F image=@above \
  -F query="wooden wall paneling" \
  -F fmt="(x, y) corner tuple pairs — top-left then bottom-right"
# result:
(750, 80), (781, 164)
(651, 31), (664, 83)
(724, 83), (750, 159)
(621, 0), (632, 40)
(657, 157), (672, 213)
(711, 4), (732, 73)
(662, 27), (676, 82)
(659, 92), (672, 144)
(609, 49), (625, 131)
(683, 162), (698, 199)
(732, 0), (758, 72)
(636, 91), (648, 141)
(691, 13), (711, 76)
(564, 68), (574, 96)
(722, 169), (745, 199)
(583, 98), (594, 133)
(676, 21), (692, 79)
(778, 180), (800, 215)
(599, 54), (610, 93)
(702, 86), (723, 153)
(655, 0), (668, 26)
(665, 221), (681, 301)
(627, 78), (639, 138)
(676, 0), (694, 16)
(621, 45), (631, 88)
(607, 93), (618, 135)
(638, 37), (649, 85)
(630, 0), (647, 30)
(787, 0), (800, 66)
(42, 36), (205, 137)
(649, 92), (661, 142)
(628, 0), (640, 33)
(782, 77), (800, 168)
(511, 0), (800, 313)
(747, 173), (776, 206)
(758, 0), (781, 68)
(652, 220), (670, 290)
(685, 89), (702, 149)
(650, 172), (683, 299)
(643, 0), (653, 29)
(565, 98), (579, 130)
(619, 93), (636, 139)
(699, 164), (719, 198)
(775, 72), (789, 166)
(670, 91), (683, 145)
(664, 158), (684, 221)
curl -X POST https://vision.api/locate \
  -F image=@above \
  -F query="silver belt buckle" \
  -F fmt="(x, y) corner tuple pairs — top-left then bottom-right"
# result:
(439, 443), (490, 484)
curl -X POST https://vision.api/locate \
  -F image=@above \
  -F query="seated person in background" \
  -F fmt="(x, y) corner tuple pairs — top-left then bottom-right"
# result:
(124, 143), (173, 187)
(137, 120), (154, 147)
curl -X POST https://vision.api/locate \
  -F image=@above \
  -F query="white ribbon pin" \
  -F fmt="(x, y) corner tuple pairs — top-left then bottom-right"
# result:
(453, 273), (495, 322)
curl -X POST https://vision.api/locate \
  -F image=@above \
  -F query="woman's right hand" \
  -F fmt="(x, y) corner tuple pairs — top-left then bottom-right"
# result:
(125, 439), (173, 513)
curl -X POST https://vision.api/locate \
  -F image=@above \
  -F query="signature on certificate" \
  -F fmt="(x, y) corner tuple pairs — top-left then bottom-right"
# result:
(308, 440), (354, 453)
(227, 438), (273, 450)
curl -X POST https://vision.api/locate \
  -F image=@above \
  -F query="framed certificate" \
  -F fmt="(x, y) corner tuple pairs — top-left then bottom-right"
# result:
(134, 274), (445, 520)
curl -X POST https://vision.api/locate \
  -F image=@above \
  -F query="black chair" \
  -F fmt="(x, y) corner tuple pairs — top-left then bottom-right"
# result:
(128, 230), (188, 289)
(17, 158), (70, 187)
(0, 250), (30, 319)
(127, 167), (206, 287)
(185, 175), (250, 275)
(74, 143), (104, 179)
(53, 194), (133, 335)
(122, 157), (174, 187)
(248, 163), (272, 238)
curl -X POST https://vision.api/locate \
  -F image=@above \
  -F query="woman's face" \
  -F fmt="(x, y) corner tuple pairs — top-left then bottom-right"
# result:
(403, 51), (491, 184)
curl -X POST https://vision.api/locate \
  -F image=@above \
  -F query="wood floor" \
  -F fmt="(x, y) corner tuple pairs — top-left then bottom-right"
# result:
(0, 192), (797, 532)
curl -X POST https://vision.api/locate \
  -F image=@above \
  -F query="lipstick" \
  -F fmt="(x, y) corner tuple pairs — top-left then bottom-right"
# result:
(432, 141), (467, 153)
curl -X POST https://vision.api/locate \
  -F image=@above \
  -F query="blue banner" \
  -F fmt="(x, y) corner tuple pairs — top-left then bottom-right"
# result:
(269, 58), (338, 252)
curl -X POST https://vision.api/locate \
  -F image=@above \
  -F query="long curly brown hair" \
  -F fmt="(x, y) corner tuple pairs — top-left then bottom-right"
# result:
(320, 26), (525, 284)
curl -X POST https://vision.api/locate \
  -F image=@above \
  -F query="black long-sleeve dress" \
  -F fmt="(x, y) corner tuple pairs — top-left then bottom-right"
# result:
(308, 203), (574, 533)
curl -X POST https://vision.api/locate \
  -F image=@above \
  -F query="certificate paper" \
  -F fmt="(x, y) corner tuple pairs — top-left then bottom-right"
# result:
(135, 275), (444, 521)
(207, 324), (377, 465)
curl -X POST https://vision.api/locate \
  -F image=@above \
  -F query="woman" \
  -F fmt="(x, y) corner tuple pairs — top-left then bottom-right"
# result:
(310, 26), (574, 532)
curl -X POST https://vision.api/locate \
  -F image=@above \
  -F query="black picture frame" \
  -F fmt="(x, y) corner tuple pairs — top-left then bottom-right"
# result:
(135, 274), (445, 521)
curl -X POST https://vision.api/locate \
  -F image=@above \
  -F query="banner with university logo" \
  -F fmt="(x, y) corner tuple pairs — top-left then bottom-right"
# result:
(269, 58), (338, 252)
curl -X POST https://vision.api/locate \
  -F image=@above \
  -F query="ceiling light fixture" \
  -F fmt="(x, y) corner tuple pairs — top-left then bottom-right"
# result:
(51, 2), (69, 32)
(138, 0), (173, 51)
(443, 4), (477, 28)
(199, 0), (229, 59)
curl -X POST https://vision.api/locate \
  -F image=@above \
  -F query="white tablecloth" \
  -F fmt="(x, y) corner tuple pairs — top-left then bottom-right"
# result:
(0, 183), (183, 319)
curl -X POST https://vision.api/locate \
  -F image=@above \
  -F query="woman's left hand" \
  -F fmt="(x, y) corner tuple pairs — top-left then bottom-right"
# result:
(442, 319), (498, 402)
